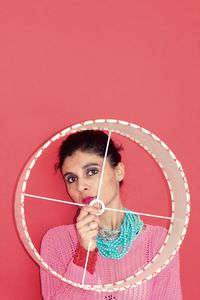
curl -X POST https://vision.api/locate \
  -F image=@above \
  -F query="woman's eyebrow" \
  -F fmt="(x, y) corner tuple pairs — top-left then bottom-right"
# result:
(63, 171), (76, 178)
(63, 163), (100, 178)
(82, 163), (100, 170)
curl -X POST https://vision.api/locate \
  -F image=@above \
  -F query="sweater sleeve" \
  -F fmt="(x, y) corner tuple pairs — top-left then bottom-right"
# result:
(40, 226), (97, 300)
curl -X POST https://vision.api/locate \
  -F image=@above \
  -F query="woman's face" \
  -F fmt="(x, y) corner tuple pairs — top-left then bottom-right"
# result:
(61, 150), (124, 207)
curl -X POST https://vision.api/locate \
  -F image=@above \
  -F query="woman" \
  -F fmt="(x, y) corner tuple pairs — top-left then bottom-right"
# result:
(40, 130), (182, 299)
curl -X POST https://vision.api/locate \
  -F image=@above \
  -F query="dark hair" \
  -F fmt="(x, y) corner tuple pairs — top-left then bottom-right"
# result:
(55, 130), (123, 171)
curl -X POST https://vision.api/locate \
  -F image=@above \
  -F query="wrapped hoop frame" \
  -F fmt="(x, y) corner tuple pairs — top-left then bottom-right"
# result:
(15, 119), (190, 292)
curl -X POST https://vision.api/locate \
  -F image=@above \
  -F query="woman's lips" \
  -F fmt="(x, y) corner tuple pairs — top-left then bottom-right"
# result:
(82, 196), (95, 204)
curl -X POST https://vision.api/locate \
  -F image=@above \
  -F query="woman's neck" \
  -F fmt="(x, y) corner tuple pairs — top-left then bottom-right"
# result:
(99, 200), (125, 230)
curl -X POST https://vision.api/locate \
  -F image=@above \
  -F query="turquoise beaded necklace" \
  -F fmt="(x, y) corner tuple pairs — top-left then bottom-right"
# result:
(96, 208), (143, 260)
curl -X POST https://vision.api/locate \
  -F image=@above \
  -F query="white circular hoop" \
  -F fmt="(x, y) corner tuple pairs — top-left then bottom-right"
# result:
(89, 199), (105, 215)
(15, 119), (190, 292)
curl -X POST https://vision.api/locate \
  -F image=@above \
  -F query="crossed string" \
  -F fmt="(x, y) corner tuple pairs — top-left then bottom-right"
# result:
(23, 130), (179, 285)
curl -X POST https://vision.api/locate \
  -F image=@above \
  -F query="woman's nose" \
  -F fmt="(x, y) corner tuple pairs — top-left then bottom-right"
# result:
(77, 179), (88, 193)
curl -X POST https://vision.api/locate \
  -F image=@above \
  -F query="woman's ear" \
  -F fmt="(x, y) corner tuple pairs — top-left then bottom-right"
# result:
(115, 162), (125, 182)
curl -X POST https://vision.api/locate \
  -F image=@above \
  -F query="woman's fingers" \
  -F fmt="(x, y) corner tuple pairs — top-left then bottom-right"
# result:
(78, 221), (99, 234)
(77, 205), (100, 222)
(76, 205), (100, 250)
(81, 228), (99, 239)
(76, 213), (100, 230)
(87, 221), (99, 231)
(76, 205), (100, 231)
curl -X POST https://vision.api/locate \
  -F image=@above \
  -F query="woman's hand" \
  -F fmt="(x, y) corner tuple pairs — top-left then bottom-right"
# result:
(76, 206), (100, 251)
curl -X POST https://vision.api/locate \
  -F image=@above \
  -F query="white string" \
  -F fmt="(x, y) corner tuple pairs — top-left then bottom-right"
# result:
(96, 130), (112, 200)
(23, 193), (182, 221)
(104, 207), (183, 221)
(23, 193), (85, 207)
(82, 130), (112, 284)
(81, 241), (92, 286)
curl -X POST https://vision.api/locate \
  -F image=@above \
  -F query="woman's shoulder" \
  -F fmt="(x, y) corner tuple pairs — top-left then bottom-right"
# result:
(41, 223), (76, 243)
(40, 224), (78, 261)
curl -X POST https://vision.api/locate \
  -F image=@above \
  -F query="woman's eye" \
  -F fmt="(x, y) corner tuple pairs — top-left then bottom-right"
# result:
(66, 176), (77, 184)
(87, 168), (99, 176)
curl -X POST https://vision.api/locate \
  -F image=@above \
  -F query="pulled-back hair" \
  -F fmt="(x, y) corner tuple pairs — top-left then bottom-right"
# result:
(56, 130), (123, 171)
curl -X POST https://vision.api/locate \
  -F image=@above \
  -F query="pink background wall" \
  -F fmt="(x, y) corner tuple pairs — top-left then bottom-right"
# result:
(1, 1), (200, 299)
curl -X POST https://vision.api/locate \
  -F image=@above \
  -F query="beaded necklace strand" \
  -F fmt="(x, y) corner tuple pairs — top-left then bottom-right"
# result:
(96, 208), (143, 259)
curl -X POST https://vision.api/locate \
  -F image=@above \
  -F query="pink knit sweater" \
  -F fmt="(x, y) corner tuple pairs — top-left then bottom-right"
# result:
(40, 224), (182, 299)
